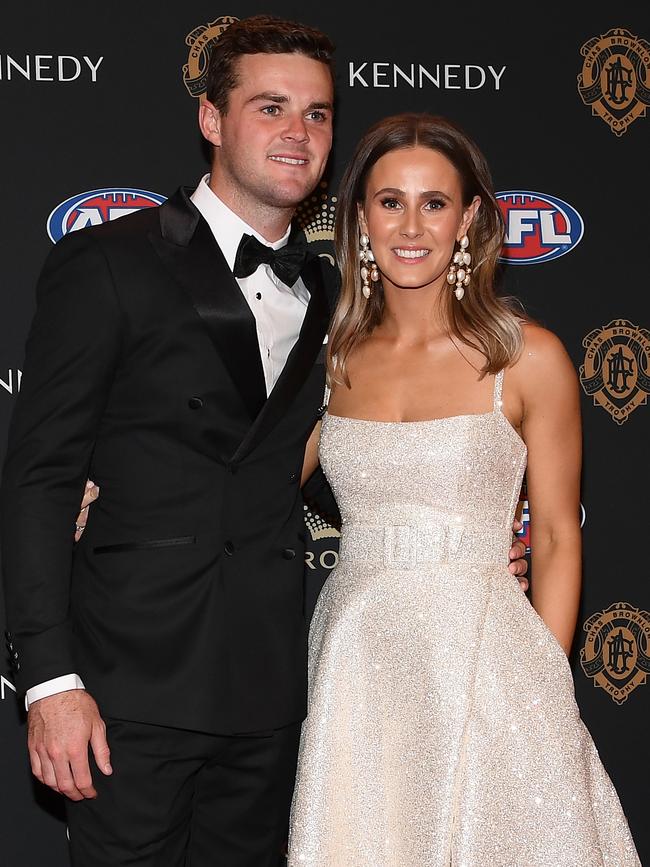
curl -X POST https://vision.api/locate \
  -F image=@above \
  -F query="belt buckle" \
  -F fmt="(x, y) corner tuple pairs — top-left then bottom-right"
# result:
(384, 525), (418, 569)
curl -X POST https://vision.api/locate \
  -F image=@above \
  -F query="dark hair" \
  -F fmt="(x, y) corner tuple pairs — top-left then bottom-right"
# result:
(329, 113), (524, 384)
(206, 15), (335, 113)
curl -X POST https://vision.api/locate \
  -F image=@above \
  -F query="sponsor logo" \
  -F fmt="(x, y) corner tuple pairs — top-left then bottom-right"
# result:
(516, 485), (531, 552)
(304, 504), (340, 543)
(303, 504), (340, 572)
(0, 676), (16, 700)
(0, 369), (22, 397)
(497, 191), (584, 265)
(348, 62), (506, 91)
(0, 54), (103, 83)
(183, 16), (238, 100)
(577, 28), (650, 136)
(296, 182), (337, 264)
(579, 319), (650, 425)
(47, 188), (166, 243)
(580, 602), (650, 704)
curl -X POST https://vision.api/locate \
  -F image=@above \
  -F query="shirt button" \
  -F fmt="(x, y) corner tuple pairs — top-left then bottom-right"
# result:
(282, 548), (296, 560)
(188, 397), (203, 410)
(224, 540), (235, 556)
(255, 292), (262, 300)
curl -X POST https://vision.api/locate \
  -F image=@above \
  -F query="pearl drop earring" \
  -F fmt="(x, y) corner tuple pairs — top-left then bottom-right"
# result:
(446, 235), (472, 300)
(360, 233), (380, 300)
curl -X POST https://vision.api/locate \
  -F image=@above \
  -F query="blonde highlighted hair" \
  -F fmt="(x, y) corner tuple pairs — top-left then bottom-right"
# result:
(328, 113), (525, 385)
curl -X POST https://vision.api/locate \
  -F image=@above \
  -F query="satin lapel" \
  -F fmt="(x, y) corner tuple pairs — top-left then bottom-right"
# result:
(149, 188), (267, 421)
(232, 254), (330, 462)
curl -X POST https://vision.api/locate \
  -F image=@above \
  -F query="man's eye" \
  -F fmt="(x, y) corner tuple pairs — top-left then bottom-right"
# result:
(307, 110), (327, 122)
(261, 105), (281, 115)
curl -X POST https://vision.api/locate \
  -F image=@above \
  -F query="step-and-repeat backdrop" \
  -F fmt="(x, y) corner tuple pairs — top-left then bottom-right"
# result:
(1, 4), (648, 864)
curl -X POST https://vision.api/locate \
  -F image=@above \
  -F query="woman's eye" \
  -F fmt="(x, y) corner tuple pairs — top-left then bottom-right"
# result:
(424, 199), (445, 210)
(380, 198), (401, 209)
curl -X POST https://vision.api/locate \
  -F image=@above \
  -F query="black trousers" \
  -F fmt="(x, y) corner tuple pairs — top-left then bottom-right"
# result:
(65, 717), (301, 866)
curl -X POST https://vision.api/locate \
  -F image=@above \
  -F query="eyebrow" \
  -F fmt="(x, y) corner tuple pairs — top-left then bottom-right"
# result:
(247, 92), (333, 111)
(373, 187), (452, 199)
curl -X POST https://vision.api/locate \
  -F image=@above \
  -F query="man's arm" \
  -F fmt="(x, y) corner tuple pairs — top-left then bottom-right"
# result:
(20, 482), (100, 708)
(1, 230), (122, 797)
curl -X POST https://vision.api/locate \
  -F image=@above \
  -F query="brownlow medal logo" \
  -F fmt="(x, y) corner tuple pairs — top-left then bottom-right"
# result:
(183, 16), (239, 101)
(577, 28), (650, 136)
(579, 319), (650, 425)
(580, 602), (650, 704)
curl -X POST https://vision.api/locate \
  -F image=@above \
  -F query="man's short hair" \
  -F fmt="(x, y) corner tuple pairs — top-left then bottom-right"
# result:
(206, 15), (335, 113)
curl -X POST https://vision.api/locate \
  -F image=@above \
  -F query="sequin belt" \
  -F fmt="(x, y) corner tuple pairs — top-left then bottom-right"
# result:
(338, 521), (511, 569)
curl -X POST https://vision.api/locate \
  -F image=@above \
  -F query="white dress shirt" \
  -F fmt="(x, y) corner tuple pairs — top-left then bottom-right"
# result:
(25, 175), (310, 709)
(192, 173), (310, 395)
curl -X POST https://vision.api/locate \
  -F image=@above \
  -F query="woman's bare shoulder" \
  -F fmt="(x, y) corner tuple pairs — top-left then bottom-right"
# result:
(509, 322), (578, 397)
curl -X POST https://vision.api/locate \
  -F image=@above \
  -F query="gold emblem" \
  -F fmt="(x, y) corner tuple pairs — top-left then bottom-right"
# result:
(304, 504), (340, 542)
(296, 181), (337, 264)
(579, 319), (650, 425)
(577, 28), (650, 136)
(183, 17), (238, 101)
(580, 602), (650, 704)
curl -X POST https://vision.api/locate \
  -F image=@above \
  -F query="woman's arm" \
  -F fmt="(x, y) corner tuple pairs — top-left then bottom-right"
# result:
(301, 420), (322, 487)
(515, 325), (582, 655)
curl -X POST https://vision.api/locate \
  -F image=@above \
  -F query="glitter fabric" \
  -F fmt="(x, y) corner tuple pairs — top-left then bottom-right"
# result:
(288, 372), (640, 866)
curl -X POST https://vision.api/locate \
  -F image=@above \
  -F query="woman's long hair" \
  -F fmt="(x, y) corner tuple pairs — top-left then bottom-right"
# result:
(328, 113), (524, 385)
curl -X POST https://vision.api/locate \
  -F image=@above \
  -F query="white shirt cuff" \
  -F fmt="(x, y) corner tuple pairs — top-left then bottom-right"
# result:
(25, 674), (85, 711)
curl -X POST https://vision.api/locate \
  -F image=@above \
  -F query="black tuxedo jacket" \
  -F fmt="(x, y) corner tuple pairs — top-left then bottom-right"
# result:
(1, 188), (339, 734)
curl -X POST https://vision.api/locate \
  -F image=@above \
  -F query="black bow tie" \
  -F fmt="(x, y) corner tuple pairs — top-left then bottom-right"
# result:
(233, 233), (310, 287)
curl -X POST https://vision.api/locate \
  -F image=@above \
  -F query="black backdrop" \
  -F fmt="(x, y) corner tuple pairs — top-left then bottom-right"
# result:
(1, 3), (649, 865)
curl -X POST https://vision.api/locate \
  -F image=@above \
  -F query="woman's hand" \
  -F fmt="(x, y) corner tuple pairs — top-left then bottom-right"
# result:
(508, 519), (529, 591)
(75, 480), (99, 541)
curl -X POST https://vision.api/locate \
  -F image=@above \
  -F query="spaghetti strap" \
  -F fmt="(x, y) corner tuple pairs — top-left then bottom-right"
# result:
(493, 369), (504, 412)
(323, 379), (331, 409)
(321, 355), (336, 412)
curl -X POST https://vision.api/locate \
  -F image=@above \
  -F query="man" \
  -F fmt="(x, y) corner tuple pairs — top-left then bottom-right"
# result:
(1, 15), (528, 866)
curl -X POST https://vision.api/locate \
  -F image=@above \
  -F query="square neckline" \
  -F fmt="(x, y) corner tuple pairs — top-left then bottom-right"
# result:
(323, 408), (527, 449)
(322, 370), (526, 448)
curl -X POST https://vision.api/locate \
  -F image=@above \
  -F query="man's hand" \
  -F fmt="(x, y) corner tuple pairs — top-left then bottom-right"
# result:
(27, 690), (112, 801)
(509, 519), (529, 592)
(74, 480), (99, 542)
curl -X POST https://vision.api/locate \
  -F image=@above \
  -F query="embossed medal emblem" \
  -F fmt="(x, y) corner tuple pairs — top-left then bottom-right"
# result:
(183, 17), (239, 101)
(577, 28), (650, 136)
(580, 603), (650, 704)
(579, 319), (650, 424)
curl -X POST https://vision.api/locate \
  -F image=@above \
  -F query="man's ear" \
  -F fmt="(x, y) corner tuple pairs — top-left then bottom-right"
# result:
(198, 98), (222, 148)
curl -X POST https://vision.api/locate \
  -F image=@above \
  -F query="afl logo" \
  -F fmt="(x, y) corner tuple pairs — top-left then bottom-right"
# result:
(496, 191), (584, 265)
(47, 188), (166, 243)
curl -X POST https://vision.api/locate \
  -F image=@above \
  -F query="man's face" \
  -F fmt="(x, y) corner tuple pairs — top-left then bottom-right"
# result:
(202, 52), (334, 216)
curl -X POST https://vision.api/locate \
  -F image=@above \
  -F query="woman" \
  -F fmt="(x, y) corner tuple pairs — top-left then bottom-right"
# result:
(288, 114), (640, 865)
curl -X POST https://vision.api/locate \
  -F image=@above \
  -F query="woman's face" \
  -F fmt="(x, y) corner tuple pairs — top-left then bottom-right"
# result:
(359, 145), (480, 296)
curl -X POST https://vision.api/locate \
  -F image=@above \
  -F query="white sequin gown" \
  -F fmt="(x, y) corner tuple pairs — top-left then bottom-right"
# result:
(288, 372), (640, 866)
